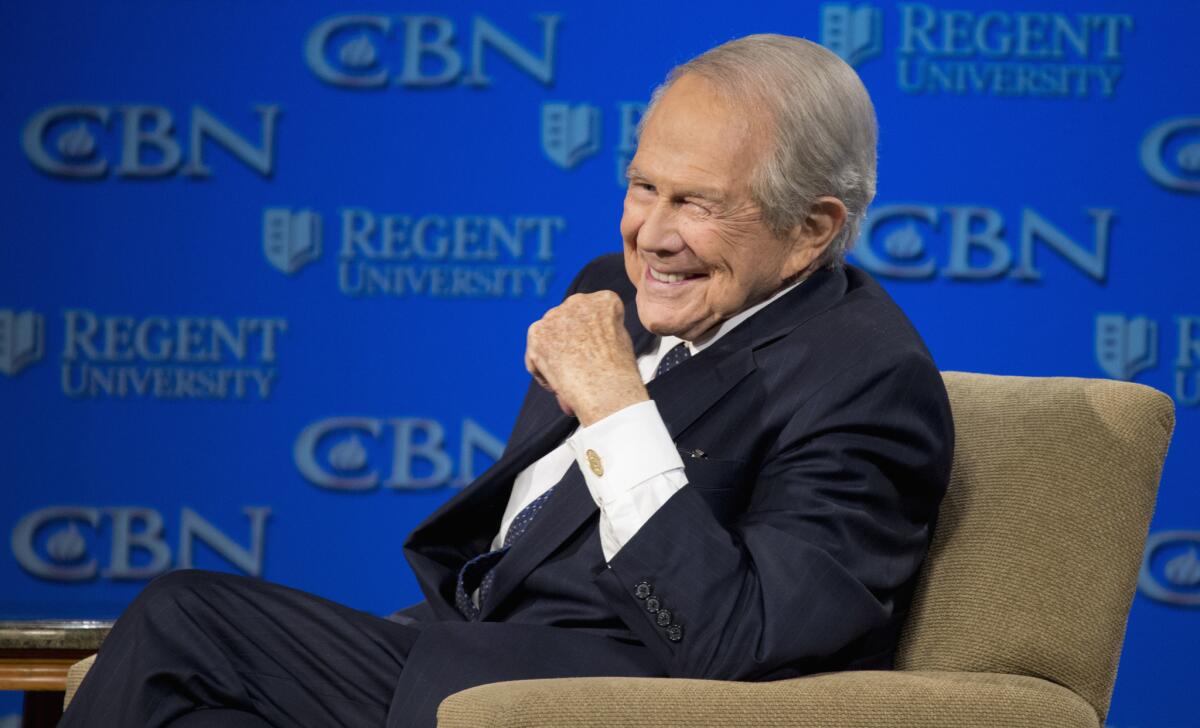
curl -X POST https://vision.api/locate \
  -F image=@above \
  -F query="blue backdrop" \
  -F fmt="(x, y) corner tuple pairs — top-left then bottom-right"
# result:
(2, 1), (1197, 725)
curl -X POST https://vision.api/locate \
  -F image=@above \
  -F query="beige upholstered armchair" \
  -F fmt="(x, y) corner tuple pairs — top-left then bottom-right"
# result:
(67, 373), (1175, 727)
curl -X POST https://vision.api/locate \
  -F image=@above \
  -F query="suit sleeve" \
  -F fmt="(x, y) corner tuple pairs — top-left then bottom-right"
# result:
(566, 399), (688, 560)
(593, 349), (953, 681)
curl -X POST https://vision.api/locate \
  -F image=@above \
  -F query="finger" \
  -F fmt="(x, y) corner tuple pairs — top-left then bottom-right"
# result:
(608, 294), (625, 322)
(523, 347), (537, 378)
(526, 352), (552, 392)
(525, 321), (541, 376)
(525, 326), (551, 392)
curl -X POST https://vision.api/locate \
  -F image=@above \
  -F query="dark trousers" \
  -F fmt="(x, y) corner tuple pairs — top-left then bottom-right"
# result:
(60, 569), (663, 727)
(60, 570), (419, 728)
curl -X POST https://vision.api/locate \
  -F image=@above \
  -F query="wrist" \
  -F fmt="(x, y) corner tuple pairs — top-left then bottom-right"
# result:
(575, 384), (650, 426)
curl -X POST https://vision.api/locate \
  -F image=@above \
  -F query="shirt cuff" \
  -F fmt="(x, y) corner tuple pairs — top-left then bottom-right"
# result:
(567, 399), (685, 507)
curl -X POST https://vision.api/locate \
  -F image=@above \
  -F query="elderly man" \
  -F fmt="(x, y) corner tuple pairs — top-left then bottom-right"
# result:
(62, 34), (951, 728)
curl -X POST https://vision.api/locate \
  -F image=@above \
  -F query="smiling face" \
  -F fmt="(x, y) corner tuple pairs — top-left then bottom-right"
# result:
(621, 74), (819, 342)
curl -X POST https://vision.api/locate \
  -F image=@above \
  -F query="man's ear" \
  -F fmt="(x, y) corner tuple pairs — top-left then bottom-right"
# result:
(783, 196), (848, 276)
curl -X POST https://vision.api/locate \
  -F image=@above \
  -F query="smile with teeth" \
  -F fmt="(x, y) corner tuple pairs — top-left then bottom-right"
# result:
(648, 267), (705, 284)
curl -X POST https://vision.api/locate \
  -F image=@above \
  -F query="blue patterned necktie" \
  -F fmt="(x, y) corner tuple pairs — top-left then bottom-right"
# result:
(655, 342), (691, 378)
(455, 484), (557, 619)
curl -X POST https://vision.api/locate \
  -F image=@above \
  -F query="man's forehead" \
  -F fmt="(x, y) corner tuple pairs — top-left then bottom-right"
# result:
(629, 96), (760, 195)
(647, 76), (755, 141)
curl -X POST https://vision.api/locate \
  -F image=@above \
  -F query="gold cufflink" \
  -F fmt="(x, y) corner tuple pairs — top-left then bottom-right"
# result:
(586, 449), (604, 476)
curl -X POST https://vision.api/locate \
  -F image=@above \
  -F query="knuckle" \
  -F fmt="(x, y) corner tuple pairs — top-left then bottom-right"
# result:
(597, 290), (621, 310)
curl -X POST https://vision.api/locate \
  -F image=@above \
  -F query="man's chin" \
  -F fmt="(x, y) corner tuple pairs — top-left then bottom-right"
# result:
(637, 310), (713, 342)
(637, 310), (681, 337)
(635, 289), (717, 336)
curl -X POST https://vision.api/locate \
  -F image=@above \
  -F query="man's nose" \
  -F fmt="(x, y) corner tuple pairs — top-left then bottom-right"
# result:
(637, 201), (686, 254)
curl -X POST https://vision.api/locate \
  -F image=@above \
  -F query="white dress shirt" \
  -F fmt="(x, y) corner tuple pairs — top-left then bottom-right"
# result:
(491, 280), (802, 563)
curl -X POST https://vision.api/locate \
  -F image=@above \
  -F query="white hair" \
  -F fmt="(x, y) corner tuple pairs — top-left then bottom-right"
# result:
(641, 34), (878, 268)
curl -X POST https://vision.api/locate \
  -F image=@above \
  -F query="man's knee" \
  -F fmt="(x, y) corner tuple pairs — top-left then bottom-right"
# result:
(123, 569), (243, 625)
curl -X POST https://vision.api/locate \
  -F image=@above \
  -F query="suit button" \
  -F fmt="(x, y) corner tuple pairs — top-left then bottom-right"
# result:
(666, 624), (684, 642)
(634, 581), (652, 599)
(656, 609), (672, 627)
(644, 596), (661, 613)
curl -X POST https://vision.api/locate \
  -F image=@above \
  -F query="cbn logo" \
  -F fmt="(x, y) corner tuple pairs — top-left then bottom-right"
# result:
(305, 14), (560, 89)
(21, 105), (279, 179)
(294, 416), (505, 490)
(853, 205), (1113, 282)
(263, 208), (323, 275)
(820, 3), (883, 68)
(1094, 314), (1157, 381)
(0, 309), (45, 377)
(540, 102), (601, 170)
(1139, 530), (1200, 607)
(1140, 116), (1200, 194)
(12, 506), (270, 581)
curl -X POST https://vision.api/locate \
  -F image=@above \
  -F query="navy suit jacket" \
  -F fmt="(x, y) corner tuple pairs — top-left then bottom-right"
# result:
(396, 254), (952, 707)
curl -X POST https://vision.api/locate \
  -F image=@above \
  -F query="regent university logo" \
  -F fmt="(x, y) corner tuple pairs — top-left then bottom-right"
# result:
(820, 3), (883, 68)
(1093, 313), (1200, 407)
(817, 3), (1134, 99)
(538, 101), (645, 185)
(540, 102), (601, 170)
(1095, 314), (1157, 381)
(0, 309), (45, 377)
(263, 208), (323, 275)
(262, 206), (563, 299)
(3, 309), (286, 398)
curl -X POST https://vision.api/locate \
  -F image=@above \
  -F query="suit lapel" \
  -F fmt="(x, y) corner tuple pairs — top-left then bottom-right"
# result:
(478, 462), (596, 620)
(477, 343), (761, 619)
(630, 266), (848, 439)
(625, 290), (657, 357)
(648, 345), (756, 438)
(408, 264), (851, 618)
(403, 389), (576, 619)
(466, 298), (655, 618)
(405, 396), (571, 557)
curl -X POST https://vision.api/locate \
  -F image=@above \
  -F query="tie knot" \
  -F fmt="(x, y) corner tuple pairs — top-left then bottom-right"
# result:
(655, 342), (691, 379)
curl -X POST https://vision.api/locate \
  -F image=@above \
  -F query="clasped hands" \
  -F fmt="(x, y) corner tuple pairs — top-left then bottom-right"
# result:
(525, 291), (650, 426)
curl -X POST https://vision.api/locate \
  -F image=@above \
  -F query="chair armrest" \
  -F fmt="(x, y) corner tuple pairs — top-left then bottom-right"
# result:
(438, 670), (1099, 728)
(62, 653), (97, 711)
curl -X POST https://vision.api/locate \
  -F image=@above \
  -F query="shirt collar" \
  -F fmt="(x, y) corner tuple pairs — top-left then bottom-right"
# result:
(654, 277), (805, 359)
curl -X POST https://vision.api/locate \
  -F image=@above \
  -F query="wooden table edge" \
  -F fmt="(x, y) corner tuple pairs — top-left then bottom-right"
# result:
(0, 650), (97, 692)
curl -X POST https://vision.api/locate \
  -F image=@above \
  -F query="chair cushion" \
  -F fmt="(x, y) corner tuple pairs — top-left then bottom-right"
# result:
(438, 670), (1098, 727)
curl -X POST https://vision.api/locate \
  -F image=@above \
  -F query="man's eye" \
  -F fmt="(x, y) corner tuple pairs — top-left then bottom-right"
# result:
(634, 182), (656, 193)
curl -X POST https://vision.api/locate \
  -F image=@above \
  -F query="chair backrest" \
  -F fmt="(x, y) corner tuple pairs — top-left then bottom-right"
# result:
(896, 372), (1174, 719)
